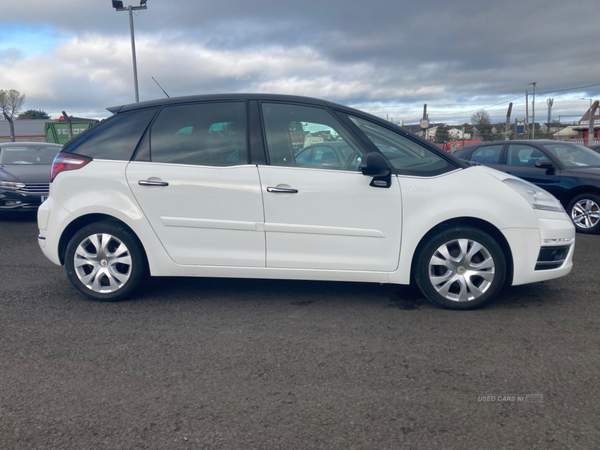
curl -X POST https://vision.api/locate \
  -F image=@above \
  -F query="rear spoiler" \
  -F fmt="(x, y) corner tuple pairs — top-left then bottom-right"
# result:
(106, 105), (124, 114)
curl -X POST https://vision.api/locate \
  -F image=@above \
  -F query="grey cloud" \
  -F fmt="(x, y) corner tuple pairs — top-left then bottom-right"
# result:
(1, 0), (599, 122)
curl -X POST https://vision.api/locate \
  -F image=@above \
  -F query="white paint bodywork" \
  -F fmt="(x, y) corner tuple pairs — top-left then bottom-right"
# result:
(38, 161), (575, 287)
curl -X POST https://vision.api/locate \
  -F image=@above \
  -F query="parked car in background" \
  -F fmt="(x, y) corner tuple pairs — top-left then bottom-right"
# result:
(0, 142), (62, 213)
(589, 144), (600, 154)
(454, 140), (600, 234)
(38, 94), (575, 310)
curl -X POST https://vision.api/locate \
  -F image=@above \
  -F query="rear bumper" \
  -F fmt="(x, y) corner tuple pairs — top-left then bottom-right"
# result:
(37, 197), (75, 266)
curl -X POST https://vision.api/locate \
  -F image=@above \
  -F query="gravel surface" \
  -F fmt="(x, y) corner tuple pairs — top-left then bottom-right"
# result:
(1, 212), (599, 449)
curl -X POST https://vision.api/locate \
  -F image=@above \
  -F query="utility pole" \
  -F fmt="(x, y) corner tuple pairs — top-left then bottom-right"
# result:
(112, 1), (148, 102)
(547, 98), (554, 134)
(525, 90), (529, 138)
(529, 82), (537, 139)
(588, 100), (599, 146)
(61, 111), (73, 140)
(420, 104), (429, 140)
(505, 102), (513, 141)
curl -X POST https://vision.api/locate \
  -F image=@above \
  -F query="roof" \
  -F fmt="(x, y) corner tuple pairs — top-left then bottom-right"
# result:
(0, 119), (49, 137)
(108, 93), (332, 114)
(554, 126), (580, 136)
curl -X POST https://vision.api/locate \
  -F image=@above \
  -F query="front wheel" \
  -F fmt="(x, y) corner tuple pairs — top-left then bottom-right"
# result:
(65, 221), (147, 301)
(567, 193), (600, 234)
(415, 226), (507, 310)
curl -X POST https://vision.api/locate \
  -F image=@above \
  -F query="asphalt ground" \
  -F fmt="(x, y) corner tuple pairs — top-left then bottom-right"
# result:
(1, 212), (599, 450)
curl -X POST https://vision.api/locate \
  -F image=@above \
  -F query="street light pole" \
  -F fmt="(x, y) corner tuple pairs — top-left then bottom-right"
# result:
(128, 6), (139, 102)
(112, 1), (147, 102)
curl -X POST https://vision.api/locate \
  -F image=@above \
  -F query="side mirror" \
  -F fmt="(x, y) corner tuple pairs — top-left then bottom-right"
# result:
(361, 152), (392, 188)
(535, 159), (555, 170)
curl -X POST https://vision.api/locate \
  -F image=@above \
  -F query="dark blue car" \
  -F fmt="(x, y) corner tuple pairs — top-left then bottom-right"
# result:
(454, 140), (600, 234)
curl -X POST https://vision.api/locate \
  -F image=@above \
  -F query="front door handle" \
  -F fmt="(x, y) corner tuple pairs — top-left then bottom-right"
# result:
(139, 180), (169, 187)
(267, 186), (298, 194)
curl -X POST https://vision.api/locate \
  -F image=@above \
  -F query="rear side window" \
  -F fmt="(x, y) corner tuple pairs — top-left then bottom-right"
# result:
(149, 102), (247, 166)
(470, 145), (503, 164)
(63, 109), (157, 160)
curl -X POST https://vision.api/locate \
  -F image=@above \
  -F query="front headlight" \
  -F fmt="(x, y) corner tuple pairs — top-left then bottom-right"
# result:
(503, 178), (564, 213)
(0, 181), (26, 191)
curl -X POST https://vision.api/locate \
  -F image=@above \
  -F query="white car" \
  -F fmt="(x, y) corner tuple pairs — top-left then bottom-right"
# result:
(37, 94), (575, 310)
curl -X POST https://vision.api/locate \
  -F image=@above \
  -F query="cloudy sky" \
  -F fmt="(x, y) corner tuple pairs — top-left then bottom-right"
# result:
(1, 0), (598, 124)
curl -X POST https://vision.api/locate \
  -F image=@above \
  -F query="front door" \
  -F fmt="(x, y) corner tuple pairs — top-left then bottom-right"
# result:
(502, 144), (562, 198)
(259, 102), (402, 271)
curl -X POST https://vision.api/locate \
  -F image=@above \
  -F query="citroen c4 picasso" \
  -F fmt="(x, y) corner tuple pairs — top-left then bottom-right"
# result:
(38, 94), (575, 310)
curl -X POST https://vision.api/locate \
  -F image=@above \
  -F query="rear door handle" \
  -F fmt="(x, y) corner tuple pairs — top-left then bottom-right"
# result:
(139, 180), (169, 187)
(267, 186), (298, 194)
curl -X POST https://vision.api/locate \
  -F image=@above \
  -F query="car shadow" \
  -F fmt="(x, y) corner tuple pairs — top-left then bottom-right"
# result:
(0, 211), (38, 222)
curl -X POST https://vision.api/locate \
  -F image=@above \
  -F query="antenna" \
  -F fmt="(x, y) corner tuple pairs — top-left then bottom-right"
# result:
(151, 77), (170, 98)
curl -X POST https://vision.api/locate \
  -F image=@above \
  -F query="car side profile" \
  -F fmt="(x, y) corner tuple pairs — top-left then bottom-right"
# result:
(454, 140), (600, 234)
(38, 94), (575, 310)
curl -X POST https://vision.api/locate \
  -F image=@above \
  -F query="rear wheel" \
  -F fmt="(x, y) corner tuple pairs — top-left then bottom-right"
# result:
(415, 226), (506, 310)
(65, 221), (147, 301)
(567, 193), (600, 234)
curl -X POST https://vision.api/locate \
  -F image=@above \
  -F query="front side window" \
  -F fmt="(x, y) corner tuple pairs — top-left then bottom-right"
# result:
(506, 145), (547, 167)
(347, 115), (453, 176)
(262, 103), (365, 171)
(0, 145), (61, 165)
(150, 102), (247, 166)
(64, 108), (157, 161)
(470, 145), (503, 164)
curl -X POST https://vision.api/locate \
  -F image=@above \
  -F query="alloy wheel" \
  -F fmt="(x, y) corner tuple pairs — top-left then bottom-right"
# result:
(73, 233), (132, 293)
(428, 238), (495, 302)
(571, 199), (600, 230)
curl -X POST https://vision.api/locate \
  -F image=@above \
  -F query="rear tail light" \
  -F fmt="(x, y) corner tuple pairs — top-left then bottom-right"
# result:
(50, 153), (92, 182)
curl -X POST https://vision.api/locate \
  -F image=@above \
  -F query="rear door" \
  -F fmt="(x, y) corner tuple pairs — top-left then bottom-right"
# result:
(126, 101), (266, 267)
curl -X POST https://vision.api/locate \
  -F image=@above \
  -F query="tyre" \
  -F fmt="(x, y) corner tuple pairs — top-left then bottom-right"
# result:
(567, 193), (600, 234)
(65, 221), (147, 301)
(415, 226), (507, 310)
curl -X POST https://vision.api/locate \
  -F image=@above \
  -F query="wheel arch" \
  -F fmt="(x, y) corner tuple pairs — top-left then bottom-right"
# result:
(563, 186), (600, 207)
(409, 216), (514, 287)
(58, 213), (149, 269)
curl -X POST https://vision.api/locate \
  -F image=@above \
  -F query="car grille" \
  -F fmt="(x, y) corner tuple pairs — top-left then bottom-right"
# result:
(535, 245), (571, 270)
(16, 183), (50, 194)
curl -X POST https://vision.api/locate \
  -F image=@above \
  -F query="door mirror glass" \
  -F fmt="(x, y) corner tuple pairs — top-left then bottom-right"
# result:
(361, 152), (391, 177)
(535, 159), (555, 169)
(361, 152), (392, 188)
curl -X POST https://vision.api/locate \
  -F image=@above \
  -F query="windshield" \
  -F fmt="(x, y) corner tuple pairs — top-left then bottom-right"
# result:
(0, 145), (61, 165)
(541, 143), (600, 168)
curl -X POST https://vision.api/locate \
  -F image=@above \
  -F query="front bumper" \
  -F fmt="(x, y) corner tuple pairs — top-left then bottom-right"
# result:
(0, 189), (48, 211)
(503, 213), (575, 286)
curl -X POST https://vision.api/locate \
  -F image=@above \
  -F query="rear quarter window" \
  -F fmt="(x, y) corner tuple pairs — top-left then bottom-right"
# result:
(63, 108), (157, 161)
